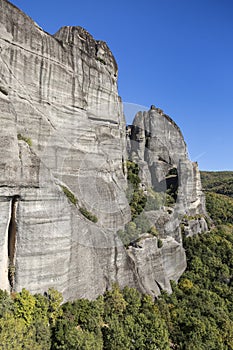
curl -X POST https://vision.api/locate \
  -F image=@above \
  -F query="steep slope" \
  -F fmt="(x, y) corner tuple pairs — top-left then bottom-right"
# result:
(0, 0), (208, 300)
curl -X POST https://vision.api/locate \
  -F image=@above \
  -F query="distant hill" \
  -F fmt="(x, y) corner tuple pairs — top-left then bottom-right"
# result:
(201, 171), (233, 224)
(201, 171), (233, 198)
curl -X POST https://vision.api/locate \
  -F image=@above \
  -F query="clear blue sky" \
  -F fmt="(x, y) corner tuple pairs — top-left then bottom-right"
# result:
(10, 0), (233, 170)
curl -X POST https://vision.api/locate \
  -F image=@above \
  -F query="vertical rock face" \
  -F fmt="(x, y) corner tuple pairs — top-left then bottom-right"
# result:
(126, 106), (208, 293)
(0, 0), (130, 299)
(128, 106), (206, 217)
(127, 106), (207, 232)
(0, 0), (207, 300)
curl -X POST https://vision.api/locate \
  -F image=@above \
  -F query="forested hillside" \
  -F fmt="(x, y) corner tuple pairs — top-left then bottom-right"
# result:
(0, 172), (233, 349)
(201, 171), (233, 225)
(201, 171), (233, 197)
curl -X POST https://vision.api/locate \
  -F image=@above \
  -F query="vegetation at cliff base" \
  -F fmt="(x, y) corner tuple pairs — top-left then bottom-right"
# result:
(0, 285), (170, 349)
(0, 288), (61, 349)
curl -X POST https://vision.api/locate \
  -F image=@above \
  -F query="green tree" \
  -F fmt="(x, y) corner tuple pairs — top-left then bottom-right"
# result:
(33, 293), (51, 349)
(46, 288), (63, 326)
(104, 284), (127, 317)
(13, 288), (36, 326)
(0, 290), (14, 317)
(52, 317), (102, 350)
(0, 313), (42, 350)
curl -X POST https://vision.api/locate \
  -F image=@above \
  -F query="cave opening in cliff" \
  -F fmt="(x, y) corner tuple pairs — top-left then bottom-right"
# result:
(165, 168), (179, 203)
(8, 195), (20, 290)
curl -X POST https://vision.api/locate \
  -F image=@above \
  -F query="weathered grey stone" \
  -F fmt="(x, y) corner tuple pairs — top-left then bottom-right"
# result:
(127, 106), (207, 228)
(0, 0), (130, 299)
(0, 0), (207, 300)
(127, 235), (186, 295)
(126, 105), (208, 291)
(182, 217), (209, 237)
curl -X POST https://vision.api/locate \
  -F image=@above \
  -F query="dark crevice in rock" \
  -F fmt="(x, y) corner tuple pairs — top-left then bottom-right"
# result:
(0, 85), (8, 95)
(166, 167), (179, 203)
(158, 156), (168, 163)
(154, 280), (162, 293)
(145, 136), (150, 149)
(8, 195), (20, 291)
(114, 246), (119, 282)
(122, 156), (125, 176)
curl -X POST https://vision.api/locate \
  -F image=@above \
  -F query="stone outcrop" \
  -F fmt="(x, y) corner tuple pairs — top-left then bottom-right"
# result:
(0, 0), (207, 300)
(127, 106), (207, 224)
(125, 107), (208, 293)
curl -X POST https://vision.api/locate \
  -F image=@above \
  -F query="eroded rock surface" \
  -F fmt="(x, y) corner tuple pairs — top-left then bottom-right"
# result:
(0, 0), (207, 300)
(126, 106), (208, 292)
(0, 0), (130, 299)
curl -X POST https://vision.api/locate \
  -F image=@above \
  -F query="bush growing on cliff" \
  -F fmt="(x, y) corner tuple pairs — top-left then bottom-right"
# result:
(126, 161), (147, 219)
(118, 213), (155, 246)
(17, 133), (32, 147)
(126, 160), (141, 189)
(122, 161), (165, 245)
(145, 191), (164, 210)
(59, 187), (98, 223)
(79, 207), (98, 223)
(60, 185), (77, 206)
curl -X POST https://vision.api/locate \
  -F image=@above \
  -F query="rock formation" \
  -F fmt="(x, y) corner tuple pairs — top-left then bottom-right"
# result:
(0, 0), (208, 300)
(127, 106), (207, 234)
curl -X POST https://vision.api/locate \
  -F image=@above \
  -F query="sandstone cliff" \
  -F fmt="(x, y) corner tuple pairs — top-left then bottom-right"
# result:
(0, 0), (207, 300)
